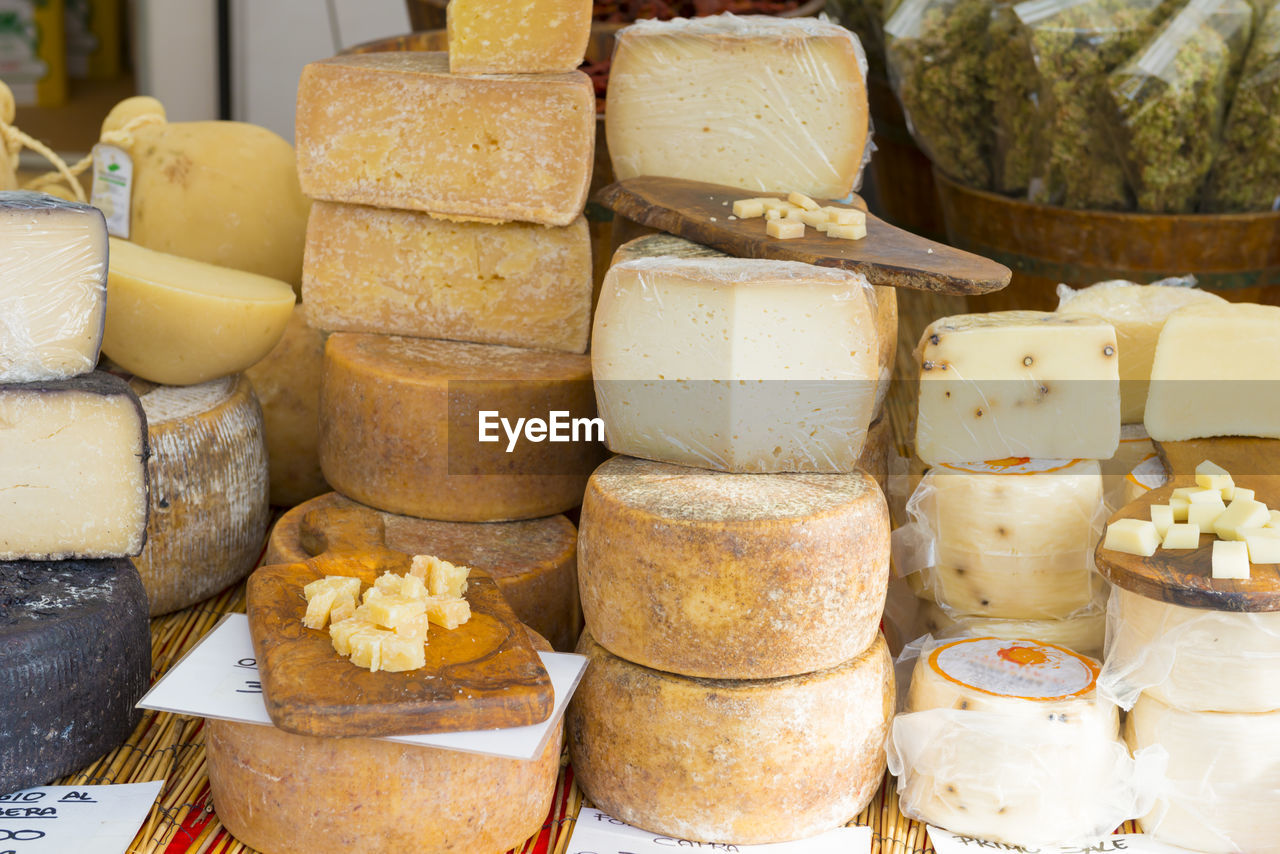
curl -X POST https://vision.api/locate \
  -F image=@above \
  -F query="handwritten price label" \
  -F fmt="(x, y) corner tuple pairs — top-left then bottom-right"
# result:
(0, 782), (162, 854)
(927, 826), (1196, 854)
(566, 808), (872, 854)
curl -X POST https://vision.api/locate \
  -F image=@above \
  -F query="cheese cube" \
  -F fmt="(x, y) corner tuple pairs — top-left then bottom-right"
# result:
(303, 589), (339, 630)
(1170, 496), (1191, 522)
(393, 613), (430, 640)
(788, 192), (821, 211)
(1104, 519), (1161, 557)
(1187, 498), (1227, 529)
(1212, 540), (1251, 580)
(1150, 504), (1175, 538)
(760, 198), (790, 212)
(1188, 488), (1226, 504)
(1146, 304), (1280, 441)
(1269, 510), (1280, 528)
(1195, 460), (1234, 494)
(446, 0), (591, 74)
(766, 219), (804, 239)
(398, 573), (428, 601)
(1214, 499), (1272, 541)
(1171, 487), (1202, 501)
(329, 617), (368, 657)
(356, 594), (427, 629)
(296, 53), (594, 227)
(1229, 487), (1254, 503)
(593, 258), (880, 472)
(347, 626), (390, 672)
(823, 206), (866, 226)
(827, 223), (867, 240)
(412, 555), (471, 598)
(798, 209), (829, 228)
(378, 634), (427, 672)
(1244, 528), (1280, 563)
(303, 576), (363, 603)
(0, 192), (108, 382)
(329, 598), (356, 625)
(732, 199), (765, 218)
(915, 312), (1121, 465)
(606, 16), (870, 200)
(1161, 523), (1201, 550)
(425, 597), (472, 630)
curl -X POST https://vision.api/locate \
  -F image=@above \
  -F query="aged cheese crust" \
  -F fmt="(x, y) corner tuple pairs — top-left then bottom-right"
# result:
(447, 0), (592, 73)
(568, 630), (893, 844)
(579, 456), (888, 678)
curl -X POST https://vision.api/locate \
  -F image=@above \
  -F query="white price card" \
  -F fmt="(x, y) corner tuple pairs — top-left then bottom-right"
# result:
(0, 781), (162, 854)
(567, 808), (872, 854)
(137, 614), (587, 762)
(928, 826), (1199, 854)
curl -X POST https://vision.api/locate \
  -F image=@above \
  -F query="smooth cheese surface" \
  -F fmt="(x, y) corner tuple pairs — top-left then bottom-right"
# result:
(295, 53), (594, 227)
(915, 597), (1108, 658)
(568, 630), (893, 845)
(915, 312), (1121, 465)
(447, 0), (591, 73)
(103, 238), (296, 386)
(593, 257), (879, 472)
(606, 14), (870, 199)
(579, 456), (888, 679)
(1145, 303), (1280, 441)
(303, 202), (593, 353)
(0, 372), (149, 559)
(0, 191), (107, 382)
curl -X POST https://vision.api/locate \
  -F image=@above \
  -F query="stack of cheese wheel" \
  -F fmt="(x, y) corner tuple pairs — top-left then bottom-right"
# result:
(0, 191), (151, 793)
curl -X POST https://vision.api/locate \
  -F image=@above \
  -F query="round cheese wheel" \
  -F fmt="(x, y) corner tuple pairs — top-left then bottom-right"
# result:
(1126, 693), (1280, 854)
(265, 491), (581, 651)
(208, 629), (562, 854)
(568, 629), (893, 845)
(915, 597), (1107, 658)
(579, 456), (888, 678)
(0, 558), (150, 793)
(860, 414), (893, 493)
(319, 333), (600, 522)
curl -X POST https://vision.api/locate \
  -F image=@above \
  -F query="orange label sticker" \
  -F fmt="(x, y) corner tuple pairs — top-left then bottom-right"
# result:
(928, 637), (1099, 701)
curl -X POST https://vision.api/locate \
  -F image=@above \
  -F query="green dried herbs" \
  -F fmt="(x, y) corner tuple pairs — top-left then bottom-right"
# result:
(985, 3), (1041, 194)
(827, 0), (891, 76)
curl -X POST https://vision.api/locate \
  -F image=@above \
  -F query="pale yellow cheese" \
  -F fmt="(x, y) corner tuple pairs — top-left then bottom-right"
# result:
(1150, 504), (1174, 537)
(1196, 459), (1235, 493)
(424, 597), (471, 630)
(1104, 519), (1161, 556)
(410, 555), (470, 599)
(1162, 523), (1200, 549)
(1214, 498), (1271, 541)
(1244, 528), (1280, 563)
(447, 0), (591, 73)
(1212, 540), (1250, 579)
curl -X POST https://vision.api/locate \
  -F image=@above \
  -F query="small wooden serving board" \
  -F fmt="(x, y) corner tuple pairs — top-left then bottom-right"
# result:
(595, 177), (1012, 295)
(246, 506), (554, 738)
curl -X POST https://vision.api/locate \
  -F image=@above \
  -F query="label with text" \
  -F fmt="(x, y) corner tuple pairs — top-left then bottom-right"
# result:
(566, 808), (872, 854)
(927, 826), (1196, 854)
(0, 781), (162, 854)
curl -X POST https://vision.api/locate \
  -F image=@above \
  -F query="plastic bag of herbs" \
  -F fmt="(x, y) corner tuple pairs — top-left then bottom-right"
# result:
(1204, 0), (1280, 211)
(985, 1), (1044, 195)
(1106, 0), (1253, 213)
(884, 0), (996, 188)
(827, 0), (892, 77)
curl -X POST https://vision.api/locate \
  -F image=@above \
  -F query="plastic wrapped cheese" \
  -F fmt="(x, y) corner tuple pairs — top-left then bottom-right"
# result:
(914, 595), (1108, 658)
(889, 636), (1163, 847)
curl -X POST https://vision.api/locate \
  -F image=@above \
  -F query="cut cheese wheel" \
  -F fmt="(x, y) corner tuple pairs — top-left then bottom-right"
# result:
(447, 0), (591, 73)
(207, 628), (562, 854)
(129, 374), (269, 616)
(579, 456), (888, 678)
(606, 15), (870, 200)
(244, 305), (328, 507)
(319, 333), (600, 522)
(0, 558), (150, 793)
(568, 629), (892, 844)
(303, 202), (593, 353)
(103, 238), (296, 386)
(1126, 693), (1280, 854)
(915, 597), (1108, 659)
(0, 372), (149, 559)
(264, 491), (580, 651)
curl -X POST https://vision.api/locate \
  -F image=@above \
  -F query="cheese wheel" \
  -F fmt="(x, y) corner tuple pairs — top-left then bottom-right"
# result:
(1102, 423), (1156, 510)
(208, 629), (562, 854)
(0, 558), (149, 793)
(568, 630), (892, 844)
(579, 456), (888, 678)
(860, 414), (894, 493)
(130, 374), (269, 615)
(1126, 693), (1280, 854)
(265, 491), (581, 651)
(915, 596), (1108, 658)
(319, 333), (601, 522)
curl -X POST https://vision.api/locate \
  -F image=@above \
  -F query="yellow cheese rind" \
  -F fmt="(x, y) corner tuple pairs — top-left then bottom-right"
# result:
(447, 0), (591, 73)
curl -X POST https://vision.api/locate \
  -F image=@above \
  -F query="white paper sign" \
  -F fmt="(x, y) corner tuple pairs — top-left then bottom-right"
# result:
(89, 144), (132, 238)
(0, 782), (162, 854)
(138, 614), (587, 762)
(567, 808), (872, 854)
(928, 826), (1198, 854)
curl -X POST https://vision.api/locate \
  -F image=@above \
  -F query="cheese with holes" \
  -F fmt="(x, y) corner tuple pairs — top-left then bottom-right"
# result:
(1126, 694), (1280, 854)
(606, 15), (870, 200)
(915, 598), (1108, 658)
(0, 192), (107, 382)
(0, 558), (149, 793)
(244, 305), (328, 507)
(295, 54), (593, 227)
(207, 629), (562, 854)
(593, 258), (879, 472)
(915, 312), (1121, 465)
(103, 238), (296, 386)
(447, 0), (591, 73)
(320, 334), (600, 522)
(302, 202), (592, 353)
(129, 374), (269, 616)
(1146, 303), (1280, 441)
(579, 457), (888, 679)
(569, 630), (892, 845)
(0, 372), (149, 559)
(265, 492), (581, 651)
(1056, 280), (1226, 423)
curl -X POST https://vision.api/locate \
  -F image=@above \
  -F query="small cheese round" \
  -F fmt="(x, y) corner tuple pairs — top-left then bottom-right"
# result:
(915, 597), (1107, 658)
(568, 629), (893, 845)
(319, 333), (600, 522)
(579, 456), (888, 678)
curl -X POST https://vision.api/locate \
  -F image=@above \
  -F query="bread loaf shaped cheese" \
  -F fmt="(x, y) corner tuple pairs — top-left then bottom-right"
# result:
(579, 456), (888, 678)
(568, 630), (893, 845)
(915, 596), (1108, 658)
(447, 0), (592, 73)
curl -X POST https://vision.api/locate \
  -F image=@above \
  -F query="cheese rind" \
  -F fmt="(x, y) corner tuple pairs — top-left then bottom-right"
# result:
(295, 53), (594, 227)
(447, 0), (591, 73)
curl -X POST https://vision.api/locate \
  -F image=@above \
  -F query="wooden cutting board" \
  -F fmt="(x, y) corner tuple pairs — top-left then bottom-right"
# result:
(246, 506), (554, 738)
(596, 177), (1012, 295)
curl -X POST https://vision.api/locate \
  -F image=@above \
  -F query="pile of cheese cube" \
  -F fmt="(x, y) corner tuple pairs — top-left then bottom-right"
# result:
(732, 192), (868, 241)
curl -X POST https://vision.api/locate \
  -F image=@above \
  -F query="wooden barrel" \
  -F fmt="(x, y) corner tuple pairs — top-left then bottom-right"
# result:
(934, 169), (1280, 312)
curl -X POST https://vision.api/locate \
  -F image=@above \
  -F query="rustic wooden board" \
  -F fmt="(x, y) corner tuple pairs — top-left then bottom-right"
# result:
(1155, 437), (1280, 488)
(247, 506), (554, 737)
(595, 177), (1012, 295)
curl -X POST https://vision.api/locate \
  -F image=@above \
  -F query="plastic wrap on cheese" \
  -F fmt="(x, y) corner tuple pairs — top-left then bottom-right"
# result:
(1099, 587), (1280, 713)
(0, 191), (108, 382)
(888, 636), (1165, 847)
(606, 13), (872, 199)
(592, 257), (880, 473)
(914, 593), (1108, 658)
(891, 458), (1108, 619)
